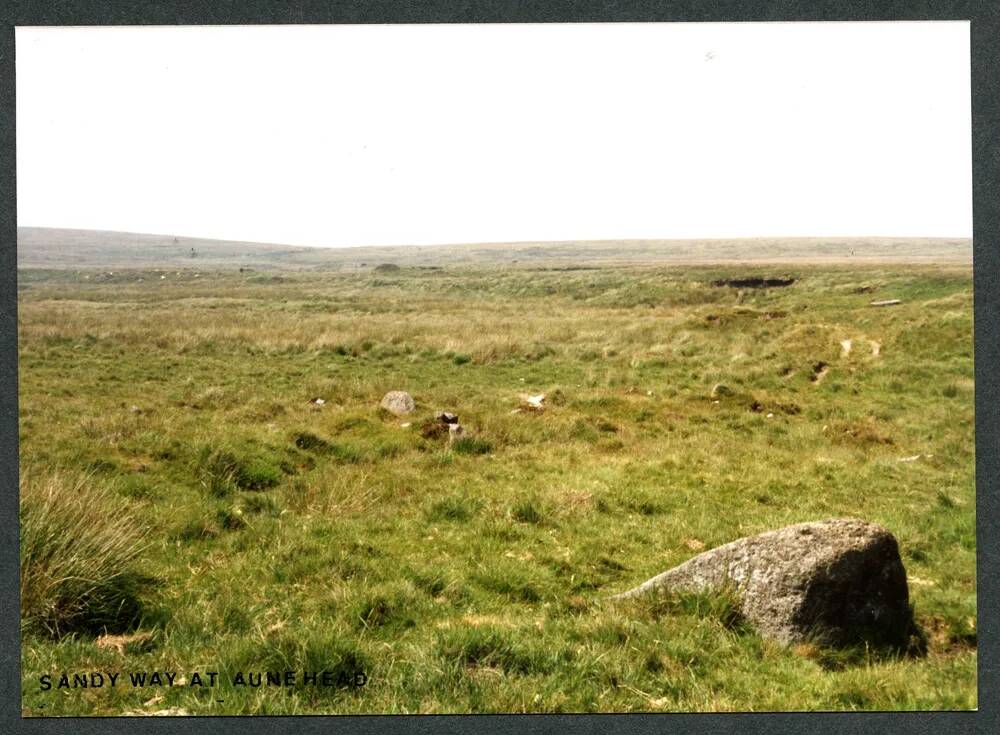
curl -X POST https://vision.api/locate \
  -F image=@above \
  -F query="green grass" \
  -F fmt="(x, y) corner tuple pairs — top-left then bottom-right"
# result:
(17, 262), (975, 714)
(19, 470), (151, 638)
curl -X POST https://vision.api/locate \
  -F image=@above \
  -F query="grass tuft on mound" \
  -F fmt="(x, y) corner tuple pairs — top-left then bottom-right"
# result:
(20, 470), (151, 638)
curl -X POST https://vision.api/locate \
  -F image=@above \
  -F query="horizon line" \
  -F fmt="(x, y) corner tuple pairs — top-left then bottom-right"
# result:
(16, 225), (975, 251)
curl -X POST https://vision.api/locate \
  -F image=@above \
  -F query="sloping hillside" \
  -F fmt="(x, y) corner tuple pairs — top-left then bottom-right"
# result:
(16, 227), (972, 269)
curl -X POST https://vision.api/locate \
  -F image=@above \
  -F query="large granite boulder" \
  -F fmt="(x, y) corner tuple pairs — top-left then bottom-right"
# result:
(612, 518), (915, 647)
(379, 391), (415, 416)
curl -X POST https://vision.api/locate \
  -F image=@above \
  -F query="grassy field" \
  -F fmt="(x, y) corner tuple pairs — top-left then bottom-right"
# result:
(17, 260), (976, 714)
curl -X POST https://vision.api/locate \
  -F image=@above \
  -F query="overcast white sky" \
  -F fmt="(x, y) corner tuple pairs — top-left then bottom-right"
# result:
(16, 22), (971, 248)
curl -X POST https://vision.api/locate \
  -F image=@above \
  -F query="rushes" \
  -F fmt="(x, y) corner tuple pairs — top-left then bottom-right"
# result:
(20, 470), (150, 637)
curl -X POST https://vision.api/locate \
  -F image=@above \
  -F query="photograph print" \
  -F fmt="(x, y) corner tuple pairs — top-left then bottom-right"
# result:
(15, 21), (975, 715)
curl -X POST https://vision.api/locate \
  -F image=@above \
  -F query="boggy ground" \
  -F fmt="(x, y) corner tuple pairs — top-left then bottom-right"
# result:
(17, 262), (975, 714)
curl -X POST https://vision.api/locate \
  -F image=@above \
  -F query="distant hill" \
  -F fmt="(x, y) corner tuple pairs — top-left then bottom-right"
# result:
(16, 227), (973, 269)
(16, 228), (312, 269)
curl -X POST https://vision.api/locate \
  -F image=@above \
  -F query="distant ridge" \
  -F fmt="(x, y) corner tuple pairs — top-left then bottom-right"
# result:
(16, 227), (973, 269)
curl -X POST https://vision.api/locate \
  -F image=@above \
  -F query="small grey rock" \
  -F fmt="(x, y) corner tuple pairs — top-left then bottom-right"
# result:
(380, 391), (415, 415)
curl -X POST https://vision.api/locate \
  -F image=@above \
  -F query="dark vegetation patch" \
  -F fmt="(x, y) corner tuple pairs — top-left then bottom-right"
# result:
(713, 277), (796, 288)
(511, 497), (545, 524)
(419, 420), (450, 440)
(438, 629), (539, 675)
(293, 431), (333, 452)
(810, 361), (829, 382)
(830, 418), (895, 446)
(451, 437), (492, 455)
(216, 507), (248, 531)
(705, 308), (787, 325)
(748, 400), (801, 415)
(919, 614), (977, 654)
(246, 275), (286, 284)
(351, 588), (419, 631)
(290, 432), (364, 463)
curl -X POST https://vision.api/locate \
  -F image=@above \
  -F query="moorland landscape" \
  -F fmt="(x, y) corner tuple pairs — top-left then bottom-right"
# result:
(17, 229), (976, 714)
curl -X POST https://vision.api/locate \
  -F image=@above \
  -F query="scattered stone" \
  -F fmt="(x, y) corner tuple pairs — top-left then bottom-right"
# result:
(129, 405), (143, 414)
(421, 411), (464, 440)
(871, 341), (882, 357)
(870, 299), (902, 307)
(840, 339), (853, 357)
(380, 391), (415, 415)
(448, 424), (467, 445)
(309, 397), (326, 406)
(612, 518), (916, 648)
(810, 362), (829, 383)
(400, 422), (411, 428)
(898, 455), (922, 463)
(766, 412), (774, 419)
(710, 383), (734, 399)
(520, 394), (546, 412)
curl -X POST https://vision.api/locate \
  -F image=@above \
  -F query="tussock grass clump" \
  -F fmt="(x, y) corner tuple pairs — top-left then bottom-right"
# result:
(633, 589), (750, 635)
(427, 495), (481, 522)
(451, 437), (492, 455)
(351, 585), (421, 631)
(511, 497), (546, 525)
(241, 493), (281, 516)
(172, 512), (221, 542)
(216, 507), (248, 531)
(20, 471), (150, 637)
(471, 560), (548, 603)
(293, 430), (333, 453)
(438, 628), (537, 675)
(197, 445), (283, 493)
